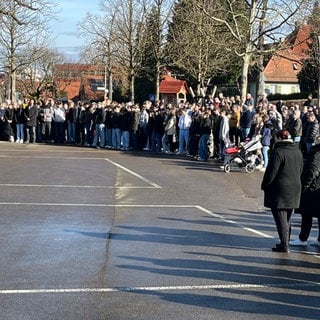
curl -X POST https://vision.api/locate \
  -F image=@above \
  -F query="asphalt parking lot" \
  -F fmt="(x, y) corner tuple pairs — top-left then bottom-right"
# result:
(0, 142), (319, 320)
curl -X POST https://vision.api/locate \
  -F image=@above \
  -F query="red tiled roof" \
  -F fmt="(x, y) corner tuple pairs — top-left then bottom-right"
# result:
(56, 78), (81, 100)
(264, 24), (311, 83)
(159, 75), (189, 94)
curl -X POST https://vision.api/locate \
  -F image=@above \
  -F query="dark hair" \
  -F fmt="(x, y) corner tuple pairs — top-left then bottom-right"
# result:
(276, 129), (291, 140)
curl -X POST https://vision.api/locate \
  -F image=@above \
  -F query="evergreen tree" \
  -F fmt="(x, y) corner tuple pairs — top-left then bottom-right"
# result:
(298, 1), (320, 94)
(165, 0), (241, 98)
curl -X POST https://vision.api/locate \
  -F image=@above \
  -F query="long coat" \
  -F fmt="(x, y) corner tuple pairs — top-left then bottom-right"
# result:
(261, 140), (303, 209)
(25, 105), (39, 127)
(299, 144), (320, 217)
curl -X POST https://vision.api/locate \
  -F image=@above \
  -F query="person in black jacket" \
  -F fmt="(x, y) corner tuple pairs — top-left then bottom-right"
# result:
(197, 110), (212, 161)
(261, 129), (304, 252)
(302, 111), (319, 156)
(289, 139), (320, 248)
(187, 104), (201, 158)
(25, 99), (38, 143)
(14, 102), (26, 143)
(240, 104), (254, 141)
(91, 102), (106, 149)
(120, 106), (132, 150)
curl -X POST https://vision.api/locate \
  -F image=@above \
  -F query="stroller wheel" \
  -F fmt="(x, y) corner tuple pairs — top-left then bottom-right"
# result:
(245, 163), (256, 173)
(224, 163), (231, 173)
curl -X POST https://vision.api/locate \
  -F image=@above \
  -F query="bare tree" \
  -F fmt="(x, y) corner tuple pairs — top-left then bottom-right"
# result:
(197, 0), (313, 102)
(0, 0), (37, 24)
(0, 0), (56, 102)
(110, 0), (148, 102)
(17, 48), (64, 100)
(79, 2), (118, 101)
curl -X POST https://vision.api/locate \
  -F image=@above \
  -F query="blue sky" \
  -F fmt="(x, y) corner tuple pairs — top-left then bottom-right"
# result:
(49, 0), (101, 61)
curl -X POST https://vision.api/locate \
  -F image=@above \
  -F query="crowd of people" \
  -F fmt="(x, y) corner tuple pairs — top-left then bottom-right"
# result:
(0, 93), (319, 163)
(1, 92), (320, 252)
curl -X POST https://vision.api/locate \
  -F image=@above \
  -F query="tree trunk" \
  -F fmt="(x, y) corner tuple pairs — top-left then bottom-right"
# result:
(130, 73), (135, 102)
(240, 53), (251, 104)
(155, 62), (161, 102)
(109, 72), (113, 102)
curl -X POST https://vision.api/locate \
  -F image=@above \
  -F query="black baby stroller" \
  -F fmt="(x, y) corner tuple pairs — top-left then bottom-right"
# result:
(222, 137), (262, 173)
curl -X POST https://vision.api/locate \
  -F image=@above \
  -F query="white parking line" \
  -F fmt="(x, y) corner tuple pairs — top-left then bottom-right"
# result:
(196, 206), (273, 238)
(0, 155), (161, 189)
(0, 183), (157, 189)
(0, 203), (272, 239)
(104, 158), (162, 188)
(1, 282), (319, 295)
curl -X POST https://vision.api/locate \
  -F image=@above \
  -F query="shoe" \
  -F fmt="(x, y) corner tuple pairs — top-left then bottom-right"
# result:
(272, 245), (289, 253)
(165, 150), (172, 154)
(143, 147), (150, 151)
(310, 240), (320, 247)
(289, 239), (308, 246)
(197, 157), (206, 161)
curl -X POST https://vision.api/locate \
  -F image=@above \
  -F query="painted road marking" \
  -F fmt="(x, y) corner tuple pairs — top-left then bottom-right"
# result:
(0, 282), (319, 295)
(0, 156), (161, 189)
(0, 203), (291, 240)
(104, 158), (161, 188)
(0, 183), (157, 189)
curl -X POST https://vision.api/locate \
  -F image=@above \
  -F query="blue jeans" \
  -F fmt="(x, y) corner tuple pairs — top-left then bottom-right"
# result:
(306, 142), (314, 154)
(241, 127), (250, 141)
(121, 131), (130, 150)
(262, 146), (269, 168)
(67, 122), (73, 143)
(178, 129), (189, 153)
(16, 124), (25, 141)
(161, 133), (169, 152)
(112, 128), (121, 149)
(151, 131), (162, 152)
(92, 123), (105, 147)
(198, 133), (210, 160)
(105, 128), (112, 147)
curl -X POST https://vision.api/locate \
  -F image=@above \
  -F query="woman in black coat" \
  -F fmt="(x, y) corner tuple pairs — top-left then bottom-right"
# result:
(289, 141), (320, 247)
(261, 130), (304, 252)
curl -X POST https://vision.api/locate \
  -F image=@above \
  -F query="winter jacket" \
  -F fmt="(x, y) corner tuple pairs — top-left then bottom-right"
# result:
(164, 116), (176, 136)
(93, 107), (106, 125)
(25, 105), (39, 127)
(14, 107), (26, 124)
(240, 110), (253, 129)
(303, 119), (319, 143)
(285, 116), (302, 139)
(260, 122), (272, 146)
(299, 144), (320, 217)
(261, 140), (303, 209)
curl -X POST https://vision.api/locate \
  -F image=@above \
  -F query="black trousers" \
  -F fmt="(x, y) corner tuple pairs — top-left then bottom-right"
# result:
(299, 215), (320, 242)
(271, 209), (293, 247)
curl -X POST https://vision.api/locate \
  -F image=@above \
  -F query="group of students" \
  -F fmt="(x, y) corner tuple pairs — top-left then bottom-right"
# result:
(1, 94), (320, 252)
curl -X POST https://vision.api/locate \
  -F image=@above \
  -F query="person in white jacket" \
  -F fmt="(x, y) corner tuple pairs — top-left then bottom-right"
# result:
(177, 108), (192, 155)
(219, 108), (231, 160)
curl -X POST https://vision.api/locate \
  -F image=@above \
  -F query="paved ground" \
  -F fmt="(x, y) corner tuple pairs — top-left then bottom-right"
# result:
(0, 142), (319, 320)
